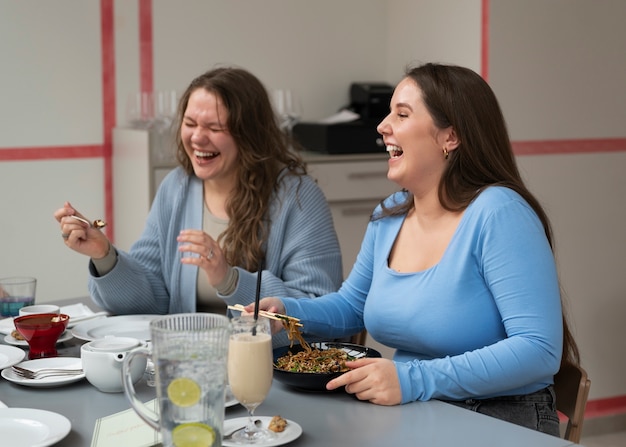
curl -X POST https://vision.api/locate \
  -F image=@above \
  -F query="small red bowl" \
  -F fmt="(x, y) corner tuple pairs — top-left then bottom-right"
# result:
(14, 313), (70, 359)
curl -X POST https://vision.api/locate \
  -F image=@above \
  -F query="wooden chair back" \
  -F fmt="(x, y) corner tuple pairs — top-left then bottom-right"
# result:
(349, 329), (367, 346)
(553, 362), (591, 443)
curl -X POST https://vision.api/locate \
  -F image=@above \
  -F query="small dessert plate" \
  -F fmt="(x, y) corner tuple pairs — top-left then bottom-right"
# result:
(4, 330), (73, 347)
(1, 357), (84, 388)
(222, 416), (302, 447)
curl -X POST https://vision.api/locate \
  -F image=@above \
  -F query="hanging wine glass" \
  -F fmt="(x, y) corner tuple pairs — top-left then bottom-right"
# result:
(125, 92), (155, 129)
(272, 89), (302, 133)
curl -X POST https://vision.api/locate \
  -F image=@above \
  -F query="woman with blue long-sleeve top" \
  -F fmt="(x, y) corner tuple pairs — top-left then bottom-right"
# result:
(253, 63), (579, 436)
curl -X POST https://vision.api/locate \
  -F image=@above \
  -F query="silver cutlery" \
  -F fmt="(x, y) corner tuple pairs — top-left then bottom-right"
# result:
(11, 365), (83, 380)
(223, 419), (262, 440)
(69, 215), (107, 229)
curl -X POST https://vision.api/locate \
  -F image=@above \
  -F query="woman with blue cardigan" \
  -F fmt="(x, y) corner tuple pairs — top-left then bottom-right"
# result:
(54, 67), (343, 348)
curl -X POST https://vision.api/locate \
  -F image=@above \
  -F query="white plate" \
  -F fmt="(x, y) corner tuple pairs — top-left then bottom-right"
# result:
(71, 314), (160, 341)
(0, 407), (71, 447)
(3, 330), (73, 347)
(222, 416), (302, 447)
(1, 357), (84, 388)
(0, 345), (26, 369)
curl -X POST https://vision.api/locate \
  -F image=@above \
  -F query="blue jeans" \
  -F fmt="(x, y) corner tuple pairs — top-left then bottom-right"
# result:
(443, 386), (561, 437)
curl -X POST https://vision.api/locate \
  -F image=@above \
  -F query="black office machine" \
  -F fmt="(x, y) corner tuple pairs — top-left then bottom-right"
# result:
(292, 82), (393, 154)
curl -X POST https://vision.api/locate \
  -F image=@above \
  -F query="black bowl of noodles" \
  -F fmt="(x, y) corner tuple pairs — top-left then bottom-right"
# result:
(273, 341), (382, 392)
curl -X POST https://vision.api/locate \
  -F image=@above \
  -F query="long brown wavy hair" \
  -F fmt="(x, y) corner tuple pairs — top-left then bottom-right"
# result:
(174, 67), (306, 271)
(376, 63), (579, 368)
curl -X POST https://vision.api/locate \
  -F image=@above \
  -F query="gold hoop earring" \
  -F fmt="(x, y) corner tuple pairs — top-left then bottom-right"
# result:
(443, 147), (449, 160)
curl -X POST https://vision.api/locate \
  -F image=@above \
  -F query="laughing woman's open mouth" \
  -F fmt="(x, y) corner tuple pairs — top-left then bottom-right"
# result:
(386, 145), (403, 158)
(194, 149), (220, 161)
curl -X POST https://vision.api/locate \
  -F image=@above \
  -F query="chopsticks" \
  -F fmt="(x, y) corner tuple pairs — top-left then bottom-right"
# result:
(228, 304), (303, 327)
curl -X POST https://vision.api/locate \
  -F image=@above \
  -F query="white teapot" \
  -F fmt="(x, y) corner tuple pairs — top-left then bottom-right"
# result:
(81, 336), (147, 393)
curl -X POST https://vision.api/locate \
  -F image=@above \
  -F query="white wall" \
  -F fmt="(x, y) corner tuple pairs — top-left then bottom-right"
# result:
(518, 152), (626, 399)
(0, 0), (106, 300)
(488, 0), (626, 400)
(0, 158), (104, 301)
(0, 0), (103, 146)
(0, 0), (624, 403)
(151, 0), (388, 122)
(385, 0), (482, 76)
(489, 0), (626, 139)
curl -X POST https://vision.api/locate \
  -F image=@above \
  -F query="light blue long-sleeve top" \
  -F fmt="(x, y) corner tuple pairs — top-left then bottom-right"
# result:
(88, 167), (343, 347)
(281, 186), (563, 402)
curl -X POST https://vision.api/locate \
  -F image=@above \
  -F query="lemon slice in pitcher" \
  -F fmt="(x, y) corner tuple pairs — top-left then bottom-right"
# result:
(172, 422), (216, 447)
(167, 377), (201, 407)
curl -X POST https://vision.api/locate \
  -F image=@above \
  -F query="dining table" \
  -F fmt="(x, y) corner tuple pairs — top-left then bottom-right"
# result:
(0, 296), (582, 447)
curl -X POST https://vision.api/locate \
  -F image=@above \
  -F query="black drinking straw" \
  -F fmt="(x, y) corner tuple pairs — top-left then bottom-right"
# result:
(252, 257), (264, 335)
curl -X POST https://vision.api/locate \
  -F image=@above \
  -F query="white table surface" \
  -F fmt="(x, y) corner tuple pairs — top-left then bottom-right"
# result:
(0, 297), (581, 447)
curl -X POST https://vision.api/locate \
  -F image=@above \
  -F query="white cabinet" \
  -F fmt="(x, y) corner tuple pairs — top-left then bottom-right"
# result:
(112, 127), (177, 251)
(305, 154), (397, 278)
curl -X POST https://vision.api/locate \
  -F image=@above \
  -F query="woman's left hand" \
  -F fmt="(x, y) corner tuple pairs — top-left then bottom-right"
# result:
(326, 357), (402, 406)
(177, 229), (229, 286)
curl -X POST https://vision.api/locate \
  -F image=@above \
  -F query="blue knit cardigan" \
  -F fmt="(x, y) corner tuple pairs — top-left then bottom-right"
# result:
(88, 167), (343, 347)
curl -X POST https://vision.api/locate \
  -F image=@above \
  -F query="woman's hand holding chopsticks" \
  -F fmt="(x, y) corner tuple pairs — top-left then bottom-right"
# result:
(229, 298), (298, 334)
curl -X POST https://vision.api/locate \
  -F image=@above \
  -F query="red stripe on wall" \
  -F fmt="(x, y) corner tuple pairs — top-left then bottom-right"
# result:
(481, 0), (490, 81)
(586, 395), (626, 419)
(101, 0), (115, 242)
(0, 146), (103, 161)
(139, 0), (153, 95)
(4, 138), (625, 163)
(513, 138), (626, 156)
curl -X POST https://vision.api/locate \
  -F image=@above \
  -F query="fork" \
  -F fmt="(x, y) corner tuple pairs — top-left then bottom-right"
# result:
(11, 365), (83, 379)
(222, 419), (262, 440)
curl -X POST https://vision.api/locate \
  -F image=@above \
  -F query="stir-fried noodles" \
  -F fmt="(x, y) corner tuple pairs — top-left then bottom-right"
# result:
(275, 346), (353, 373)
(275, 319), (354, 373)
(281, 318), (309, 350)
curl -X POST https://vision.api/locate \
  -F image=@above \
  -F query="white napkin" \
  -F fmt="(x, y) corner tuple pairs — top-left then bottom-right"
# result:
(0, 400), (7, 408)
(61, 303), (109, 326)
(61, 303), (104, 320)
